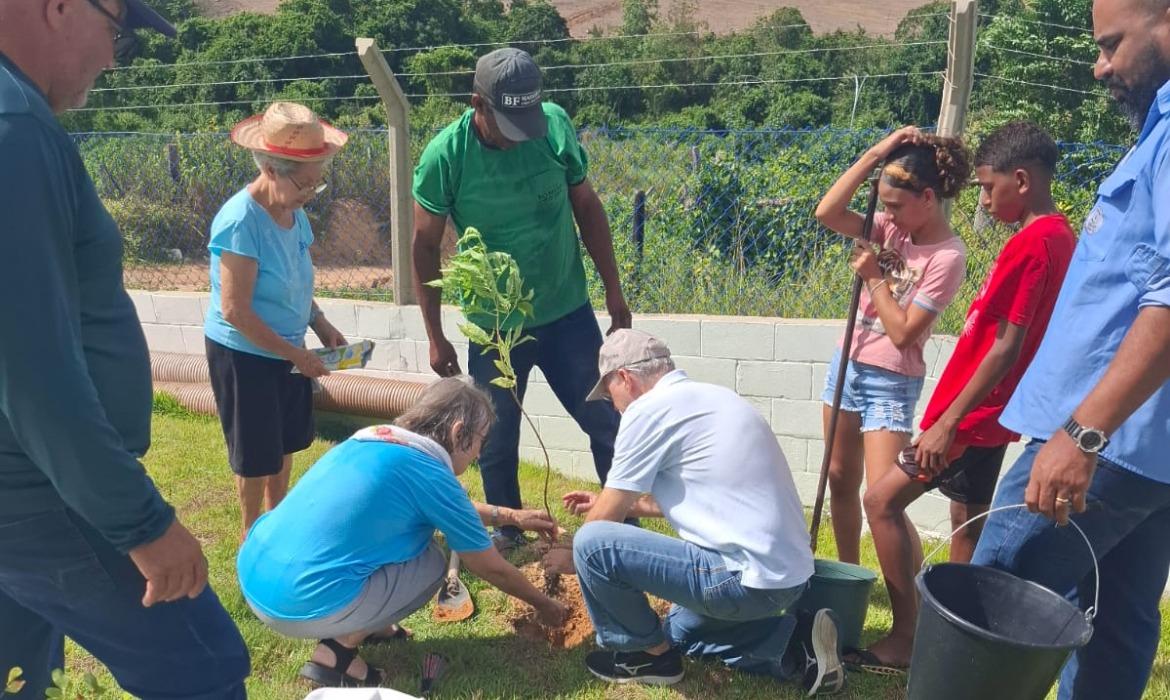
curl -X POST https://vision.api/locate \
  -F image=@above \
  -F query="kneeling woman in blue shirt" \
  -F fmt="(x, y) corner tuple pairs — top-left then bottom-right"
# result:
(237, 377), (568, 687)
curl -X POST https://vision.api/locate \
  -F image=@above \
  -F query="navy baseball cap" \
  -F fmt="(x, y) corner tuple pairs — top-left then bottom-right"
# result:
(473, 48), (547, 142)
(126, 0), (177, 37)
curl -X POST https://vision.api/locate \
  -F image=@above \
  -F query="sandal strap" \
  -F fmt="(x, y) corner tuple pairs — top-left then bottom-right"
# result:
(317, 638), (359, 673)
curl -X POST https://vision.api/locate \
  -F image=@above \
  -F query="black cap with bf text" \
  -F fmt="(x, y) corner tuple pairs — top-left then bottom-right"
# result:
(126, 0), (177, 37)
(473, 48), (547, 143)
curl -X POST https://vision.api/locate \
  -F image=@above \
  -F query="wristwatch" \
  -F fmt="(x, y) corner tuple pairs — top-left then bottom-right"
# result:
(1063, 417), (1109, 454)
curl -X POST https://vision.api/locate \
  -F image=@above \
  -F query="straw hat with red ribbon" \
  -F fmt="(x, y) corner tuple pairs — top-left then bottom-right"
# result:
(230, 102), (348, 162)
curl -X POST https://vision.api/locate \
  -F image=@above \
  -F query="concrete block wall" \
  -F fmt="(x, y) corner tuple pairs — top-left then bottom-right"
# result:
(134, 291), (1023, 536)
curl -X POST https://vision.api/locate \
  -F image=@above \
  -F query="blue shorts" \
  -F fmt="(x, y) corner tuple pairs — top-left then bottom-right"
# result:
(821, 348), (924, 434)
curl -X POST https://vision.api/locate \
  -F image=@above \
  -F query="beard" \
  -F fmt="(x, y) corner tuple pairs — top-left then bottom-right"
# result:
(1104, 42), (1170, 130)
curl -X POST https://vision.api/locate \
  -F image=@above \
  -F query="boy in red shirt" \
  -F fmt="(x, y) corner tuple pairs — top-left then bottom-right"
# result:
(845, 121), (1076, 673)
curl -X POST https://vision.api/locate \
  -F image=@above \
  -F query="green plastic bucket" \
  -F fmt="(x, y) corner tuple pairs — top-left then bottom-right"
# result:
(795, 559), (878, 653)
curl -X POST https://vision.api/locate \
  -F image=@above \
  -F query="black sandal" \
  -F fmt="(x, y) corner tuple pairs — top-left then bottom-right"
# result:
(299, 638), (384, 687)
(843, 647), (908, 676)
(364, 624), (413, 645)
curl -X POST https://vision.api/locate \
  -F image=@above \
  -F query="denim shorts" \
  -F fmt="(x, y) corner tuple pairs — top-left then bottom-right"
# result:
(821, 348), (924, 434)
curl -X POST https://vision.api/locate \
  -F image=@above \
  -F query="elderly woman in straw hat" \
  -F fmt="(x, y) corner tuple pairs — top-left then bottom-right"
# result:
(203, 102), (349, 542)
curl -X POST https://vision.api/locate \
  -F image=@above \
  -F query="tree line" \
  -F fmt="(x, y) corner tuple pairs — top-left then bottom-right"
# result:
(65, 0), (1130, 145)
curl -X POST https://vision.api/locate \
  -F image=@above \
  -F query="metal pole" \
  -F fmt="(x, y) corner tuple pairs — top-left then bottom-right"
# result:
(808, 172), (881, 552)
(632, 189), (646, 262)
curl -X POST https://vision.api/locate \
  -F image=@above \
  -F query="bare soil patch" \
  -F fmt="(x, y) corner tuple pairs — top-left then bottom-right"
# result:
(508, 541), (672, 650)
(196, 0), (933, 37)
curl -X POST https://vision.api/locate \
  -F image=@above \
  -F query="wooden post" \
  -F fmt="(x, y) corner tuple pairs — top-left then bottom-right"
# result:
(937, 0), (978, 138)
(356, 37), (416, 305)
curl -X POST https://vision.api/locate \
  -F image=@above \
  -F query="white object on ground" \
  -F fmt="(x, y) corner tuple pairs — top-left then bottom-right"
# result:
(302, 689), (422, 700)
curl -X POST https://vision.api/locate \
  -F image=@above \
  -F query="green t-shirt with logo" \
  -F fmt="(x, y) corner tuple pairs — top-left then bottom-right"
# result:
(413, 102), (589, 329)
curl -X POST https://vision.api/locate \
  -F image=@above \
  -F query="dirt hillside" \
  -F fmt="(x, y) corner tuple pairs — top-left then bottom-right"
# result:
(193, 0), (933, 37)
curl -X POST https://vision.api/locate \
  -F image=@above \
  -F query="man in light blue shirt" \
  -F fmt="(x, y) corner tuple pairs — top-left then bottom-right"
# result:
(972, 1), (1170, 698)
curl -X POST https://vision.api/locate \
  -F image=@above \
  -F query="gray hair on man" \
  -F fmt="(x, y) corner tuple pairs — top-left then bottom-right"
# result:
(624, 356), (676, 382)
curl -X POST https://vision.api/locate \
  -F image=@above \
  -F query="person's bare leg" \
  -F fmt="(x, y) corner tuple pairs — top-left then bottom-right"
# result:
(861, 463), (927, 668)
(236, 474), (265, 542)
(863, 428), (921, 573)
(374, 622), (412, 638)
(948, 501), (989, 563)
(311, 631), (374, 680)
(264, 454), (293, 512)
(824, 406), (865, 563)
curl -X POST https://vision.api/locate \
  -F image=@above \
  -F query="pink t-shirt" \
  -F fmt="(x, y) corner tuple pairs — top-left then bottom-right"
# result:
(841, 211), (967, 377)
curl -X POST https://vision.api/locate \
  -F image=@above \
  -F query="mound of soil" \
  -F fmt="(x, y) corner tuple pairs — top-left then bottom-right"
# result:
(507, 540), (673, 649)
(507, 558), (596, 649)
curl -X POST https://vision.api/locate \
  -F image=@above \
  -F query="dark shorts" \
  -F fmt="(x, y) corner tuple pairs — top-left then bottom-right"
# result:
(206, 337), (315, 478)
(913, 444), (1009, 505)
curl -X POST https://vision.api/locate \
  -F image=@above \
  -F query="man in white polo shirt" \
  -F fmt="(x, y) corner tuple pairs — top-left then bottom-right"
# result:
(555, 329), (844, 693)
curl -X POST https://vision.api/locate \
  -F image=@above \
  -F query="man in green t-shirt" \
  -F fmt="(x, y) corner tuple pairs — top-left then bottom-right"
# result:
(413, 47), (630, 549)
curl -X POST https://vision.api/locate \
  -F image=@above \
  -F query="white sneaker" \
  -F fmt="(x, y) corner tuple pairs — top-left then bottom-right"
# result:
(802, 609), (846, 695)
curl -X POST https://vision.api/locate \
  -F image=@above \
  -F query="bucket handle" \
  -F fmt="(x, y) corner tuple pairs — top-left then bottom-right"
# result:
(921, 503), (1099, 623)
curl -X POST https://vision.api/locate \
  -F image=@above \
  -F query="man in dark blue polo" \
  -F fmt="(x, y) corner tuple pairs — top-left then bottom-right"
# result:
(972, 0), (1170, 698)
(0, 2), (249, 697)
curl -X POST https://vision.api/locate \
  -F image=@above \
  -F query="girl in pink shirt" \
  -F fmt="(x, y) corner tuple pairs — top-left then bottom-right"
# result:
(813, 127), (970, 576)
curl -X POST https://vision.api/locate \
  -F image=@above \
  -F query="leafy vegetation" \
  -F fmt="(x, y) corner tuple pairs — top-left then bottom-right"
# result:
(424, 229), (559, 521)
(66, 0), (1129, 145)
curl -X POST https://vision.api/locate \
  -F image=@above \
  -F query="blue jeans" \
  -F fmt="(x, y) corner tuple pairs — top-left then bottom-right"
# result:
(469, 303), (620, 527)
(973, 440), (1170, 700)
(574, 521), (807, 679)
(821, 348), (924, 434)
(0, 508), (250, 699)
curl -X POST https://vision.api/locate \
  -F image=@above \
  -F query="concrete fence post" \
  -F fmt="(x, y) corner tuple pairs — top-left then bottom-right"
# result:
(356, 37), (416, 305)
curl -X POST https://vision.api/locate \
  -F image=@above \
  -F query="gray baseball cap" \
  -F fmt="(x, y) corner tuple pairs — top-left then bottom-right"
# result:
(586, 329), (672, 402)
(473, 48), (547, 142)
(126, 0), (177, 37)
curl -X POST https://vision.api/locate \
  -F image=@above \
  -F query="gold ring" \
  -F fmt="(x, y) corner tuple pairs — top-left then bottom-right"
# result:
(1055, 496), (1072, 505)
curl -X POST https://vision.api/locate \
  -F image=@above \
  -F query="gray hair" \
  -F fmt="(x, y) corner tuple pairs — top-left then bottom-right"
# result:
(625, 356), (676, 383)
(252, 151), (300, 177)
(252, 152), (334, 178)
(394, 376), (496, 455)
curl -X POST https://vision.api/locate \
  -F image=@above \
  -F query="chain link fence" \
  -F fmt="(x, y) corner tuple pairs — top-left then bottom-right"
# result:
(78, 128), (1124, 334)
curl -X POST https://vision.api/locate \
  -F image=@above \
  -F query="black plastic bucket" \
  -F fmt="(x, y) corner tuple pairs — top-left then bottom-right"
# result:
(907, 563), (1094, 700)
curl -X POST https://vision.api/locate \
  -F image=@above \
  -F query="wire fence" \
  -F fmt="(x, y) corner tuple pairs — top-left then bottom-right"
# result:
(81, 127), (1124, 333)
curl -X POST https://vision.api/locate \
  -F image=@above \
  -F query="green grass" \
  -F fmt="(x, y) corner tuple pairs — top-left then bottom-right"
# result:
(62, 404), (1170, 699)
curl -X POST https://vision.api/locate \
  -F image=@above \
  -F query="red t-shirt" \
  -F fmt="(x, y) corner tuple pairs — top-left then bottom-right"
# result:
(921, 214), (1076, 447)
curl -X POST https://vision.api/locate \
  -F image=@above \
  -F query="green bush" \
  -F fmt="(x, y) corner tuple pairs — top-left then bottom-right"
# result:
(105, 196), (203, 263)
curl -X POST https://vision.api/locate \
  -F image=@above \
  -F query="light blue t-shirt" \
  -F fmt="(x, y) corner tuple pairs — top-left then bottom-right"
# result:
(236, 435), (493, 621)
(1000, 80), (1170, 482)
(204, 188), (314, 359)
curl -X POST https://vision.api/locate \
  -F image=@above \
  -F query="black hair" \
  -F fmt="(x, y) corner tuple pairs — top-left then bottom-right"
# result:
(882, 134), (972, 200)
(974, 121), (1060, 176)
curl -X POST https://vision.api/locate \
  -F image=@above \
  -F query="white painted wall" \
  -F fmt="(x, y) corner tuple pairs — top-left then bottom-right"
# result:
(134, 290), (1025, 536)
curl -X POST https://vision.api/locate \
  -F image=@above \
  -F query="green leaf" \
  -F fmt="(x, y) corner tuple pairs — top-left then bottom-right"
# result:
(5, 679), (24, 694)
(492, 359), (511, 377)
(45, 687), (62, 699)
(489, 376), (515, 389)
(6, 669), (21, 686)
(83, 673), (100, 692)
(457, 323), (491, 346)
(513, 334), (535, 348)
(50, 669), (64, 688)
